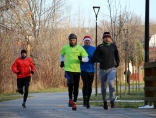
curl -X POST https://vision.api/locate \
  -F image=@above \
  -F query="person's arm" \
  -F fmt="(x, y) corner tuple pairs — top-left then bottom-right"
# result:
(60, 54), (65, 68)
(81, 56), (88, 62)
(87, 47), (96, 63)
(11, 59), (19, 74)
(92, 45), (100, 62)
(30, 58), (35, 74)
(60, 54), (64, 62)
(60, 46), (66, 68)
(78, 46), (89, 62)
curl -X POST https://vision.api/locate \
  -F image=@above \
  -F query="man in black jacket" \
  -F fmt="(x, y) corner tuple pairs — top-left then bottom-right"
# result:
(124, 68), (131, 85)
(92, 32), (120, 110)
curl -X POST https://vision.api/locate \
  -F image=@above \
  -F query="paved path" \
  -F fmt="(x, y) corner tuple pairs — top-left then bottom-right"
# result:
(0, 88), (156, 118)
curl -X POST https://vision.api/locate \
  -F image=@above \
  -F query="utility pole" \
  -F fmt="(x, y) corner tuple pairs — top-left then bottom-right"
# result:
(145, 0), (149, 62)
(144, 0), (150, 106)
(93, 6), (100, 96)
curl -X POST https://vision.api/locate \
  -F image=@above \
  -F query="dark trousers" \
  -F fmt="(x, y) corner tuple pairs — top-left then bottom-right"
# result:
(17, 76), (31, 103)
(127, 76), (130, 84)
(65, 71), (80, 102)
(81, 71), (94, 100)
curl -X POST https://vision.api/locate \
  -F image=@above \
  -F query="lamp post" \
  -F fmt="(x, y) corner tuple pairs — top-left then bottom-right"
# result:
(93, 6), (100, 96)
(144, 0), (150, 106)
(145, 0), (149, 62)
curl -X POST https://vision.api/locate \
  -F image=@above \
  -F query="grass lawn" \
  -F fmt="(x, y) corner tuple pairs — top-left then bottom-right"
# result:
(0, 93), (23, 102)
(77, 89), (145, 108)
(29, 87), (68, 93)
(0, 87), (68, 102)
(0, 86), (145, 108)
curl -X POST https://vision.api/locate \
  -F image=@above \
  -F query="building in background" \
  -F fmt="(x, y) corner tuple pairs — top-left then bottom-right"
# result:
(149, 34), (156, 62)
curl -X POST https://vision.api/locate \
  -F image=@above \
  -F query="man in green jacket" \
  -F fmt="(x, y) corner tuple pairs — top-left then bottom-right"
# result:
(60, 33), (88, 111)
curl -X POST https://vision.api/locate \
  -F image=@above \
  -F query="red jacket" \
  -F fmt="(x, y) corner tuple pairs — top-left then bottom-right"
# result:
(11, 57), (35, 79)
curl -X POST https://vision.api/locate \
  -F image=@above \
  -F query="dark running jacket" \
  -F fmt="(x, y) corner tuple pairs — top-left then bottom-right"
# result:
(92, 42), (120, 70)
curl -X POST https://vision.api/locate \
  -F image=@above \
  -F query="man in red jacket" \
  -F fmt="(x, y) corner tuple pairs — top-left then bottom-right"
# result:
(11, 49), (35, 108)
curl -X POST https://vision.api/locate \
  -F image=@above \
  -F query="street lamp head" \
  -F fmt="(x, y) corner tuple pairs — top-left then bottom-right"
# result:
(93, 6), (100, 16)
(93, 6), (100, 9)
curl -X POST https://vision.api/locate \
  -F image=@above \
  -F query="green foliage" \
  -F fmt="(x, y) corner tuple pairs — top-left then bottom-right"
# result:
(133, 40), (144, 66)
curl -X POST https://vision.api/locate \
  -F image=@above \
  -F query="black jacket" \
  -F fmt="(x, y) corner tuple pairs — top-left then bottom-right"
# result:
(92, 43), (120, 69)
(124, 70), (131, 78)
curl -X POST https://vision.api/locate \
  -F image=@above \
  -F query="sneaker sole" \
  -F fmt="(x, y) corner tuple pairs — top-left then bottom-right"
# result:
(103, 107), (108, 110)
(86, 106), (90, 109)
(22, 104), (26, 108)
(72, 108), (77, 111)
(111, 107), (115, 108)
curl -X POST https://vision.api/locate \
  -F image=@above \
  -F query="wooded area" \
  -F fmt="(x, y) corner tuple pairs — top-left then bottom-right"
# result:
(0, 0), (156, 93)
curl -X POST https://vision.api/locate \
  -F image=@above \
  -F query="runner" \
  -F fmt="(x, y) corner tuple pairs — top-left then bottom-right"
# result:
(11, 49), (35, 108)
(60, 33), (88, 110)
(80, 36), (96, 109)
(92, 32), (120, 110)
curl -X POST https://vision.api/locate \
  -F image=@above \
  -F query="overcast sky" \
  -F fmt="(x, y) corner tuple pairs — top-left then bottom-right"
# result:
(68, 0), (156, 22)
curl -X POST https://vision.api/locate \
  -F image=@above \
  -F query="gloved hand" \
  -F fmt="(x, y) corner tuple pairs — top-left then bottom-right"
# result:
(115, 62), (119, 68)
(31, 71), (34, 74)
(60, 61), (64, 68)
(78, 56), (82, 61)
(17, 72), (20, 75)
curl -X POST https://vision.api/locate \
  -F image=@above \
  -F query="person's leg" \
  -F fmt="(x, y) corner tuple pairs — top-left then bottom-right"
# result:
(127, 76), (130, 86)
(107, 68), (116, 108)
(68, 83), (74, 107)
(127, 76), (130, 93)
(23, 77), (31, 102)
(99, 69), (108, 109)
(68, 84), (74, 99)
(73, 72), (80, 102)
(22, 76), (31, 108)
(88, 72), (94, 99)
(17, 79), (24, 95)
(99, 69), (107, 101)
(81, 71), (88, 106)
(67, 81), (73, 101)
(65, 71), (74, 107)
(86, 72), (94, 108)
(72, 72), (80, 110)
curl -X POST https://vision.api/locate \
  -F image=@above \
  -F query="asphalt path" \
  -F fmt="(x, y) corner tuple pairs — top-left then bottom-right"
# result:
(0, 87), (156, 118)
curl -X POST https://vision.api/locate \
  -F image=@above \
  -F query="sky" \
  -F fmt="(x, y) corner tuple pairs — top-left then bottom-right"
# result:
(68, 0), (156, 26)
